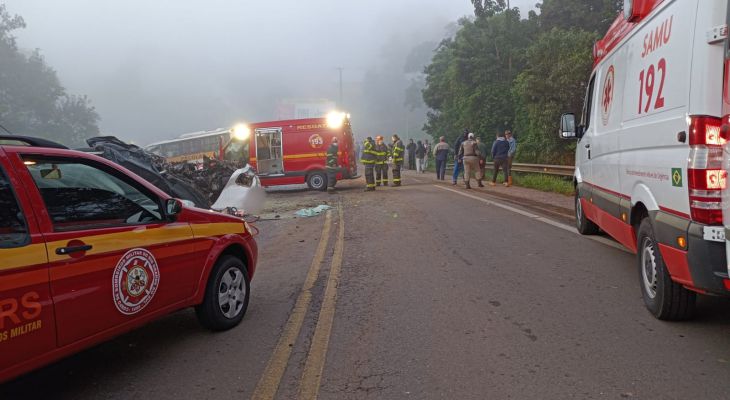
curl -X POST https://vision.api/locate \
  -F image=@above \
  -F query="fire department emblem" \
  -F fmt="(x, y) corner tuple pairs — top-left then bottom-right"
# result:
(309, 134), (324, 149)
(601, 65), (615, 126)
(112, 248), (160, 315)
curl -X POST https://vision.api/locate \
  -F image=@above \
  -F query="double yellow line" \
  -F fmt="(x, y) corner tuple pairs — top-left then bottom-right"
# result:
(251, 205), (345, 400)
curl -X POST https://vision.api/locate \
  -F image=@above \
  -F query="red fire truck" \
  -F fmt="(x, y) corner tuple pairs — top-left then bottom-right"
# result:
(246, 113), (358, 190)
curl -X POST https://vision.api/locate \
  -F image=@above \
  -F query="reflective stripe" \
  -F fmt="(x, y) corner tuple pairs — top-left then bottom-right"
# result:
(367, 184), (375, 188)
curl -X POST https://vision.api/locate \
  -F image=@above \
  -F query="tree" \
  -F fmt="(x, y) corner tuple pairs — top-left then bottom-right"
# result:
(0, 4), (99, 146)
(538, 0), (622, 34)
(471, 0), (506, 18)
(513, 28), (599, 164)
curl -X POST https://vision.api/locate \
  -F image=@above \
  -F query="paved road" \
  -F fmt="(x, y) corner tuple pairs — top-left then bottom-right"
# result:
(3, 173), (730, 399)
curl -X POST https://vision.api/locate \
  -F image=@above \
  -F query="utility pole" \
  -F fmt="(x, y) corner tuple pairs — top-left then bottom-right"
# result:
(336, 67), (344, 108)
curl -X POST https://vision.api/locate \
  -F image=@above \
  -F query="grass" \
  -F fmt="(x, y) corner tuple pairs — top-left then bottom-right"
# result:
(510, 172), (574, 196)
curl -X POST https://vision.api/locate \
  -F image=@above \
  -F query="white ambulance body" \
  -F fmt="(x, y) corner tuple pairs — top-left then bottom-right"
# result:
(560, 0), (729, 320)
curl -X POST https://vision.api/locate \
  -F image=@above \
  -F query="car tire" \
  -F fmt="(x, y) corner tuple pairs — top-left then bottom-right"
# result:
(307, 171), (327, 191)
(575, 191), (599, 235)
(195, 255), (250, 331)
(637, 218), (696, 321)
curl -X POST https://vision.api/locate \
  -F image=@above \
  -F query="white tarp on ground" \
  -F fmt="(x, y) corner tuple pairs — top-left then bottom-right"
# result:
(211, 165), (266, 214)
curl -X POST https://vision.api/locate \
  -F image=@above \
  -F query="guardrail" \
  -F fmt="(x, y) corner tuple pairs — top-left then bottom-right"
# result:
(443, 162), (575, 177)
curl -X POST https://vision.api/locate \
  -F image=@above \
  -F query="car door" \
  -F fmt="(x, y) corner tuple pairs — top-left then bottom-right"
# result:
(16, 154), (209, 347)
(577, 74), (598, 202)
(0, 153), (56, 372)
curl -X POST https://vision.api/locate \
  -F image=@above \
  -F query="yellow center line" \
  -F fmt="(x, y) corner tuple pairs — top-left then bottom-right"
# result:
(297, 204), (345, 400)
(250, 210), (333, 400)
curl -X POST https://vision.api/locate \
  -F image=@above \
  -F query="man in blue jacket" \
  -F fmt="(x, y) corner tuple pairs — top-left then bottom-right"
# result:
(452, 130), (468, 185)
(490, 131), (511, 187)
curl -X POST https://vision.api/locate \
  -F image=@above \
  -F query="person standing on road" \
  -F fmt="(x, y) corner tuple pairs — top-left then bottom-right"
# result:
(452, 130), (468, 185)
(423, 139), (431, 172)
(326, 137), (339, 193)
(490, 131), (511, 187)
(374, 136), (389, 186)
(361, 137), (377, 191)
(476, 137), (489, 187)
(406, 139), (417, 170)
(391, 134), (405, 187)
(459, 133), (482, 189)
(433, 136), (450, 180)
(505, 130), (517, 188)
(415, 140), (426, 173)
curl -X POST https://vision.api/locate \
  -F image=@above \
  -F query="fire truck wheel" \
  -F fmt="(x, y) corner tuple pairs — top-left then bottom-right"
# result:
(307, 171), (327, 191)
(637, 218), (696, 321)
(575, 191), (599, 235)
(195, 255), (250, 331)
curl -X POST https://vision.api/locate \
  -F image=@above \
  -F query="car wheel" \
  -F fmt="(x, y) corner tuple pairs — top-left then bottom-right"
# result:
(195, 255), (250, 331)
(637, 218), (696, 321)
(575, 191), (599, 235)
(307, 172), (327, 191)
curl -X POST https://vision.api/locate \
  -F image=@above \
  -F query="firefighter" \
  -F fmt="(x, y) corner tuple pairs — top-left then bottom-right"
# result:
(326, 137), (339, 193)
(374, 135), (389, 186)
(361, 136), (377, 191)
(391, 134), (405, 186)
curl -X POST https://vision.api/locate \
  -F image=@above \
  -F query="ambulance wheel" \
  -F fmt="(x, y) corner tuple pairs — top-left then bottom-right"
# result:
(307, 172), (327, 191)
(637, 218), (696, 321)
(575, 191), (599, 235)
(195, 255), (250, 331)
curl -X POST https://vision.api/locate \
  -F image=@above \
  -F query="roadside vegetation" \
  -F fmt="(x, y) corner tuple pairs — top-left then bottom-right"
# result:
(419, 0), (622, 165)
(0, 5), (99, 146)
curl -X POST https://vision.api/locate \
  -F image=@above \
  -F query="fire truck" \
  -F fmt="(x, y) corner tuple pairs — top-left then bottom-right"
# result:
(245, 112), (358, 190)
(559, 0), (730, 320)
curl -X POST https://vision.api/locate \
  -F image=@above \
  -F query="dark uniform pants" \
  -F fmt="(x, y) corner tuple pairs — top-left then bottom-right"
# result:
(392, 162), (402, 186)
(365, 164), (376, 190)
(326, 167), (338, 188)
(376, 164), (388, 186)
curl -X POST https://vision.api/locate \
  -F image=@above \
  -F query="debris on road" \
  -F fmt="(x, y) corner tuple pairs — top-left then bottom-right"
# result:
(211, 165), (265, 214)
(295, 205), (332, 217)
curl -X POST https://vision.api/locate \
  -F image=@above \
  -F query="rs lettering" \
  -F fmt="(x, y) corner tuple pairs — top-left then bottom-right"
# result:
(21, 292), (42, 320)
(0, 291), (42, 330)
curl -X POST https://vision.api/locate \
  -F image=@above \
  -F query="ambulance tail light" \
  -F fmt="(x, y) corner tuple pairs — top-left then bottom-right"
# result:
(688, 116), (726, 225)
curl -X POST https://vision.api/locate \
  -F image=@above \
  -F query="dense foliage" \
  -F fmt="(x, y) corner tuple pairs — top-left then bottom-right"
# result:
(0, 4), (99, 147)
(422, 0), (621, 164)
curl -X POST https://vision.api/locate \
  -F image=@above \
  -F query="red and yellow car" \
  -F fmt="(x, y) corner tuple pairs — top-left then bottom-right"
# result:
(0, 136), (258, 383)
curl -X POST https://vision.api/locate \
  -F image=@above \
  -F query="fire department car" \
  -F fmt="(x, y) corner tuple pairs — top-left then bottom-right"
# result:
(0, 136), (258, 382)
(246, 112), (358, 190)
(560, 0), (729, 320)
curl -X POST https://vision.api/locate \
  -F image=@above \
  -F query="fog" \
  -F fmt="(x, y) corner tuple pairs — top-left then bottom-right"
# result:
(4, 0), (536, 145)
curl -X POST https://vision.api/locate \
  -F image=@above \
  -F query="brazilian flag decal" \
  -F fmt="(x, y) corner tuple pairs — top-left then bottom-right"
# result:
(671, 168), (683, 187)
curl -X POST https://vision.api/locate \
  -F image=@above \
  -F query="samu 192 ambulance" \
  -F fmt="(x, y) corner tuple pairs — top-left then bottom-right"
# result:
(559, 0), (729, 320)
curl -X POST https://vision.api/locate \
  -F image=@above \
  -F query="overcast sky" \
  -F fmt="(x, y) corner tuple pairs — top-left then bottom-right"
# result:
(4, 0), (538, 144)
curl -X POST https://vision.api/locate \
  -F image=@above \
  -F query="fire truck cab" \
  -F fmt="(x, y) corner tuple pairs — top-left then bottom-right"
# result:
(560, 0), (729, 320)
(246, 113), (357, 191)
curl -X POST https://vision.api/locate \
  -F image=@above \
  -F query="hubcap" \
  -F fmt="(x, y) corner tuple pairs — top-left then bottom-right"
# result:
(218, 267), (246, 319)
(641, 238), (659, 299)
(575, 196), (583, 227)
(312, 176), (324, 188)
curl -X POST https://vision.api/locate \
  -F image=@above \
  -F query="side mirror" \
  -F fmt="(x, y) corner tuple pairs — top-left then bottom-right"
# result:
(165, 198), (183, 217)
(559, 113), (577, 139)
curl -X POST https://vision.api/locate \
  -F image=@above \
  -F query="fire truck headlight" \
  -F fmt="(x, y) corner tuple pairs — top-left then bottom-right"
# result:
(327, 111), (347, 129)
(232, 124), (251, 141)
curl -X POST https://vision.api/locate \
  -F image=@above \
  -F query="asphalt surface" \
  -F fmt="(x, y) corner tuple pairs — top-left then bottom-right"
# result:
(3, 172), (730, 399)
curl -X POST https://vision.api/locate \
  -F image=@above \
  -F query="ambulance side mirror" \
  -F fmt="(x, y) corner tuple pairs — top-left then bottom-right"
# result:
(559, 113), (578, 139)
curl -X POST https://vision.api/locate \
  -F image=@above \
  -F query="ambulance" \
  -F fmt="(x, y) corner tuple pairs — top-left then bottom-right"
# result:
(559, 0), (729, 320)
(245, 112), (358, 190)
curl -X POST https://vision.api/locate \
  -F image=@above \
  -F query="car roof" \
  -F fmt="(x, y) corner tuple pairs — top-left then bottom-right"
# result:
(0, 135), (68, 149)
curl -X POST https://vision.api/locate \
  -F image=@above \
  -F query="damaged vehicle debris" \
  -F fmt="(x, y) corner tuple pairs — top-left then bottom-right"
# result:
(85, 136), (264, 213)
